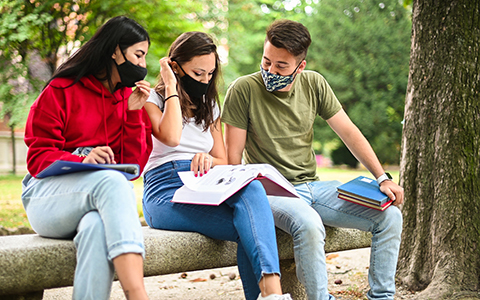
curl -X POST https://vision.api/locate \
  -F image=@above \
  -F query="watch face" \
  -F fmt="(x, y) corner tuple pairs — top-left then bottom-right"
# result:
(386, 172), (393, 179)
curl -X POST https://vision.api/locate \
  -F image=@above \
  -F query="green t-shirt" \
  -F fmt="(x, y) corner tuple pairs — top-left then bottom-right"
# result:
(222, 70), (342, 185)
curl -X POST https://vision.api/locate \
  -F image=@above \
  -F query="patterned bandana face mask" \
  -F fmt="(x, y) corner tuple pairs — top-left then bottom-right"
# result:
(260, 62), (301, 92)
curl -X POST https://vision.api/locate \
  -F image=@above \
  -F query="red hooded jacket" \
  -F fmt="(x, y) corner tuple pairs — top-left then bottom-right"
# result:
(24, 74), (153, 178)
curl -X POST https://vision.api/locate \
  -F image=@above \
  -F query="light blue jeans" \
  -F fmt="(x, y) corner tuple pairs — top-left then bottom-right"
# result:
(268, 180), (402, 300)
(143, 160), (280, 300)
(21, 170), (144, 300)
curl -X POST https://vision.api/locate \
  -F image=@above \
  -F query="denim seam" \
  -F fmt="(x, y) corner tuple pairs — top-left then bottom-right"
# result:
(314, 196), (380, 229)
(271, 199), (310, 288)
(305, 182), (316, 204)
(108, 240), (144, 253)
(369, 234), (379, 299)
(239, 192), (268, 281)
(142, 197), (154, 226)
(107, 240), (145, 261)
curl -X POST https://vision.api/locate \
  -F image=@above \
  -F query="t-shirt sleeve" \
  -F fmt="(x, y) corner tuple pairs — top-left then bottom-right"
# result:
(316, 75), (342, 120)
(147, 89), (164, 111)
(221, 79), (250, 130)
(213, 101), (220, 121)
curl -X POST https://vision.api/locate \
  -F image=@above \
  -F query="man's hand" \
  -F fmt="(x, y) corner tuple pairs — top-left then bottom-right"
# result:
(379, 180), (404, 206)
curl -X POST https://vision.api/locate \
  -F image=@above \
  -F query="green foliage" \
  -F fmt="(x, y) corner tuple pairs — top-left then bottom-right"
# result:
(0, 0), (207, 130)
(224, 0), (308, 87)
(305, 0), (411, 164)
(224, 0), (411, 165)
(0, 0), (411, 168)
(331, 144), (359, 168)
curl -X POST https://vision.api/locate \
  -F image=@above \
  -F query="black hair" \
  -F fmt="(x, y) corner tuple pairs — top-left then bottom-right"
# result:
(47, 16), (150, 91)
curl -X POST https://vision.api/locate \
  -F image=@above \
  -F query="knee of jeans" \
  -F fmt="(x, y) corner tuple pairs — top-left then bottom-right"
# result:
(292, 217), (326, 246)
(74, 211), (105, 248)
(91, 171), (134, 201)
(93, 170), (129, 188)
(382, 206), (403, 235)
(243, 180), (268, 197)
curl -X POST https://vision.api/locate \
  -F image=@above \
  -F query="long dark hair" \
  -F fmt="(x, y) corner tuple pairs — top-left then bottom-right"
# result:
(47, 16), (150, 91)
(155, 31), (222, 131)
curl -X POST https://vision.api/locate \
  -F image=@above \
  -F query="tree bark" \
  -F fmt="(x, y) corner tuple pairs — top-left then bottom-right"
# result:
(9, 125), (16, 175)
(398, 1), (480, 299)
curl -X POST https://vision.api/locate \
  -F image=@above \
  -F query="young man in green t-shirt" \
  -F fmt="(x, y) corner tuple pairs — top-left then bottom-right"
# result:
(222, 20), (404, 300)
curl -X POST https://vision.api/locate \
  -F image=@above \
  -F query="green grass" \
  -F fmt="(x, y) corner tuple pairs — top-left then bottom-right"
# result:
(0, 167), (399, 230)
(0, 175), (30, 229)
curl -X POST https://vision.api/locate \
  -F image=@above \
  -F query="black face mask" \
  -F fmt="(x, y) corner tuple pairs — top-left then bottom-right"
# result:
(115, 50), (148, 88)
(177, 63), (210, 99)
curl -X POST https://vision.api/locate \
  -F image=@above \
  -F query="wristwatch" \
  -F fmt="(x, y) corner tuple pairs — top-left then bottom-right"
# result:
(376, 172), (393, 185)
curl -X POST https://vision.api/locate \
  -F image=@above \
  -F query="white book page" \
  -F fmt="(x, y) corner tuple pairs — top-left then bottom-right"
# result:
(178, 165), (260, 192)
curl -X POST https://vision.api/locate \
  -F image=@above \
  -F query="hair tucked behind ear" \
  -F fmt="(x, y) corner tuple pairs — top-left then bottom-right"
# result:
(154, 31), (222, 131)
(46, 16), (150, 91)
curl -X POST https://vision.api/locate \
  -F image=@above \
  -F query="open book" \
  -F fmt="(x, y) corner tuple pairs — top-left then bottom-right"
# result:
(336, 176), (393, 211)
(172, 164), (299, 205)
(36, 160), (140, 181)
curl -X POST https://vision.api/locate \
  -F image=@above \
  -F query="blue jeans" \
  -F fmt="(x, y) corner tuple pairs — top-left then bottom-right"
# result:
(21, 170), (144, 300)
(268, 180), (402, 300)
(143, 160), (280, 300)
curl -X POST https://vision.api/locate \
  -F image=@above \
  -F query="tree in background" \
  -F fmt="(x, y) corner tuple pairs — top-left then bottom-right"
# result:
(224, 0), (310, 86)
(0, 0), (204, 173)
(305, 0), (411, 165)
(224, 0), (411, 166)
(398, 0), (480, 299)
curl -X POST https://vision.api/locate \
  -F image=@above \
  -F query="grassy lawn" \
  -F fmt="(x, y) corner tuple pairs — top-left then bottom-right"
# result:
(0, 167), (399, 230)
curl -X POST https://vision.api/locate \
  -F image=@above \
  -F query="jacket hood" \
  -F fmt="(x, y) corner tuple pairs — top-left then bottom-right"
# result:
(79, 75), (126, 104)
(50, 75), (126, 104)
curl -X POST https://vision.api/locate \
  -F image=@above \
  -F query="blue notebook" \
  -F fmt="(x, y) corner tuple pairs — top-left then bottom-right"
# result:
(336, 176), (389, 205)
(36, 160), (140, 181)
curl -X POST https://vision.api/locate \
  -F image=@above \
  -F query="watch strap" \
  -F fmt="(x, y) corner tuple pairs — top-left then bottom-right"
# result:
(376, 172), (392, 185)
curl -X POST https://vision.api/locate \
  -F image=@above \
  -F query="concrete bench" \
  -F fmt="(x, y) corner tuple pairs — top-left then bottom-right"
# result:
(0, 226), (371, 300)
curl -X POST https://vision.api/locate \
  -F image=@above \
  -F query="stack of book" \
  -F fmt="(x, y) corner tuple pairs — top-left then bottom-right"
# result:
(337, 176), (393, 211)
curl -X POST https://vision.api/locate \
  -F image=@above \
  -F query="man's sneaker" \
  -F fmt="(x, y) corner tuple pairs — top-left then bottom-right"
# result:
(257, 293), (293, 300)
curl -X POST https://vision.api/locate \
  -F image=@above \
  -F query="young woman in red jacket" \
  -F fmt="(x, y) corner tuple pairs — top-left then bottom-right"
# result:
(21, 16), (152, 300)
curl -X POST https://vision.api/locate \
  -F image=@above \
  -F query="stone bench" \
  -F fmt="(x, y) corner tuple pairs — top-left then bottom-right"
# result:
(0, 226), (371, 300)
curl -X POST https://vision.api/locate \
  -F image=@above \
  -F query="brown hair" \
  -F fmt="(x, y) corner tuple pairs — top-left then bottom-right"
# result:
(266, 20), (312, 61)
(154, 32), (221, 131)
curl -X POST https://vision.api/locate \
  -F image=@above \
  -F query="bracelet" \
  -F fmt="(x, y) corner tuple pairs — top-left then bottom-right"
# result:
(164, 94), (179, 101)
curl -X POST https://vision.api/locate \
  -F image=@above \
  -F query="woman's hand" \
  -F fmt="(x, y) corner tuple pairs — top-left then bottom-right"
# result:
(128, 80), (151, 110)
(159, 57), (177, 89)
(82, 146), (116, 164)
(191, 152), (213, 177)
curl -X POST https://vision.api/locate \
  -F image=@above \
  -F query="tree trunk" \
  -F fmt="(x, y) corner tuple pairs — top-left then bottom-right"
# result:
(9, 125), (16, 175)
(398, 1), (480, 299)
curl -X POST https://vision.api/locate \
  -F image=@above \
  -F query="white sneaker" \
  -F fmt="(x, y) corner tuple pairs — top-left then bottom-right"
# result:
(257, 293), (293, 300)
